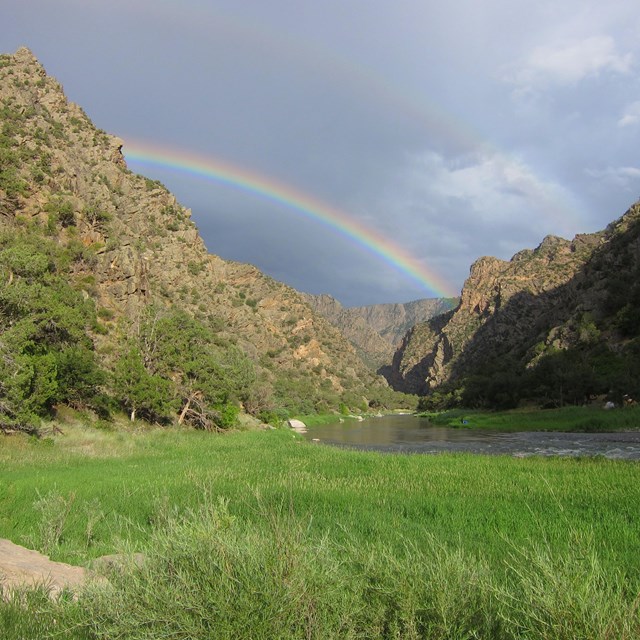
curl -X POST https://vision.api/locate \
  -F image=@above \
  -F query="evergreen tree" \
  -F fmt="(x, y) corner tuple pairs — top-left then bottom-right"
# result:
(0, 233), (104, 431)
(112, 346), (173, 422)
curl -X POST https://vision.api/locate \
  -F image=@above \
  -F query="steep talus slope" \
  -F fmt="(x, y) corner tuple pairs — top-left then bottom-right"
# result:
(302, 293), (457, 368)
(0, 48), (387, 421)
(389, 218), (623, 396)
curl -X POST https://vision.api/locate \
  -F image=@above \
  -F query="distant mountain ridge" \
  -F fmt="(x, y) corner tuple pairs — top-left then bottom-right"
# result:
(301, 293), (457, 368)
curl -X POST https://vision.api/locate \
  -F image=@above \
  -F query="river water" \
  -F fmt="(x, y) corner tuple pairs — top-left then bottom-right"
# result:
(302, 414), (640, 459)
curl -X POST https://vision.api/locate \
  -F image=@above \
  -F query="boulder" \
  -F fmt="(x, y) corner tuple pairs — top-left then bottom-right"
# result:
(287, 419), (307, 433)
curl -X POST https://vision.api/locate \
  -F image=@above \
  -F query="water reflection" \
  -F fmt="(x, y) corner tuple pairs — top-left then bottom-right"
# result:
(303, 415), (640, 459)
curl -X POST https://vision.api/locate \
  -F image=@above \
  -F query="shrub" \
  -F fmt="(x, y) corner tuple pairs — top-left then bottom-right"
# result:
(45, 197), (75, 227)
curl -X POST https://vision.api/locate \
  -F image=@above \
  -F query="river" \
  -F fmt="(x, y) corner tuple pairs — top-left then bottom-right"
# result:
(302, 414), (640, 459)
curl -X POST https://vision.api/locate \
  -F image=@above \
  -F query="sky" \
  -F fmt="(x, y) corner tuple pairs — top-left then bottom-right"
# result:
(2, 0), (639, 306)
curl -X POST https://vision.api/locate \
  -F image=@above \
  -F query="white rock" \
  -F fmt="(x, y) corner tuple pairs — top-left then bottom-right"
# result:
(287, 419), (307, 433)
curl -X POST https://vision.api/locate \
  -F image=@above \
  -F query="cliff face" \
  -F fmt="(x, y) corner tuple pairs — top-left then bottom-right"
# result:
(350, 298), (458, 347)
(301, 293), (457, 369)
(387, 214), (635, 395)
(0, 48), (384, 412)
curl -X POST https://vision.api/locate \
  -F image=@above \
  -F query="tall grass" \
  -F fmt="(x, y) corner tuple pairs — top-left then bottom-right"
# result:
(76, 498), (503, 639)
(1, 425), (639, 638)
(0, 586), (88, 639)
(2, 498), (638, 639)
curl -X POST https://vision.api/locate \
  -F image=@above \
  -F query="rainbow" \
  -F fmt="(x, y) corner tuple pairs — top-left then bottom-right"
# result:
(123, 140), (458, 298)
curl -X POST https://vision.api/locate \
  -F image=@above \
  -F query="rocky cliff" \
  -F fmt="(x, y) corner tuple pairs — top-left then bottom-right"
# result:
(0, 48), (392, 420)
(301, 293), (457, 368)
(389, 202), (640, 405)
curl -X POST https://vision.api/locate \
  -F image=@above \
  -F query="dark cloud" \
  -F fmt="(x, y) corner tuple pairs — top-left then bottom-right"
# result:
(2, 0), (639, 305)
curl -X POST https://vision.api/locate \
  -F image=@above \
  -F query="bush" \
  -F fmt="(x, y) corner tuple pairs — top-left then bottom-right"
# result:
(26, 501), (632, 640)
(77, 500), (503, 639)
(45, 197), (75, 227)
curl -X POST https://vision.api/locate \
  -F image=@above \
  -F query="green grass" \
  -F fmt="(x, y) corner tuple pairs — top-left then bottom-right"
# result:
(1, 424), (639, 638)
(420, 404), (640, 431)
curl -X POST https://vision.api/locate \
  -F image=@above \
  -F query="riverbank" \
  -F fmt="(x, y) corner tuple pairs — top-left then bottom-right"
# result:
(420, 404), (640, 431)
(299, 413), (640, 458)
(1, 424), (639, 638)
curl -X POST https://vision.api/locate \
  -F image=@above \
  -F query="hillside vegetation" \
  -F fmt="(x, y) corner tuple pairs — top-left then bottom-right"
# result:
(0, 47), (411, 433)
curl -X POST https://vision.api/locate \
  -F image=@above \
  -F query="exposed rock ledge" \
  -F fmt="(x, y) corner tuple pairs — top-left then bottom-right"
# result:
(0, 538), (90, 598)
(0, 538), (141, 599)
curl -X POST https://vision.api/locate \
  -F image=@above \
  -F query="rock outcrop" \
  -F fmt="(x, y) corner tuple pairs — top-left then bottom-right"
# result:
(301, 293), (457, 368)
(0, 538), (90, 598)
(388, 203), (640, 397)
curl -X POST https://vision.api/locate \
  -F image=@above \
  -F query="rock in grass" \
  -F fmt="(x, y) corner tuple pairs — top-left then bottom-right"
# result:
(287, 419), (307, 433)
(0, 538), (89, 599)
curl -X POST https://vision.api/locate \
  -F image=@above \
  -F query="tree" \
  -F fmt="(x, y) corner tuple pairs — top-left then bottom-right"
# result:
(112, 346), (173, 422)
(0, 233), (105, 431)
(525, 349), (598, 407)
(120, 308), (257, 430)
(55, 345), (106, 410)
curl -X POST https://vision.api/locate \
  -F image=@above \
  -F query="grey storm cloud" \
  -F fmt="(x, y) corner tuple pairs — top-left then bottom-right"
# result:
(2, 0), (639, 306)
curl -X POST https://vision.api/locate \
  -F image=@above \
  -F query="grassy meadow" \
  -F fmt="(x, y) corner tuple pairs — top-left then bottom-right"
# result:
(1, 422), (639, 638)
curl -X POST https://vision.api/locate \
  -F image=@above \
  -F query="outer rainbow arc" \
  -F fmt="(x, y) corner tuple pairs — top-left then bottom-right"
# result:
(123, 141), (458, 299)
(117, 3), (581, 238)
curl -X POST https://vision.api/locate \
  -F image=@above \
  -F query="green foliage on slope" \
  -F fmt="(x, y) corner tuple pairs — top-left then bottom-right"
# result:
(0, 230), (262, 432)
(0, 232), (104, 430)
(112, 308), (255, 429)
(420, 338), (640, 412)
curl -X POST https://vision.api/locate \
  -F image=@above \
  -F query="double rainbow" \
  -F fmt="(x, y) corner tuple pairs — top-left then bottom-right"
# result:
(124, 141), (458, 298)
